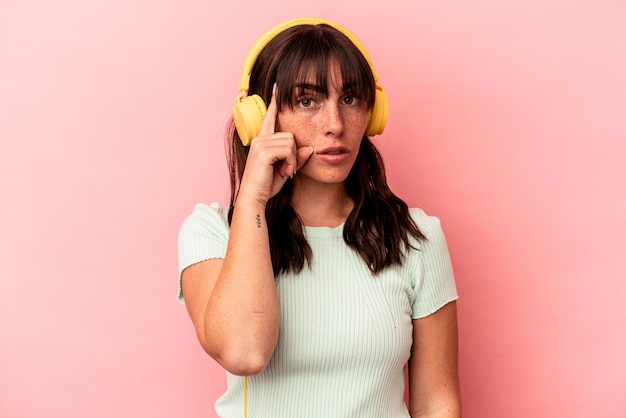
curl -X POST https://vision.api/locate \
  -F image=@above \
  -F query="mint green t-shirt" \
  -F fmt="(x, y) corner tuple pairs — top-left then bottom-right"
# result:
(178, 203), (458, 418)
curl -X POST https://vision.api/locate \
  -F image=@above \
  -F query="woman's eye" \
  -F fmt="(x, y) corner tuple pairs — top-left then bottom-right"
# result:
(343, 96), (356, 105)
(297, 96), (315, 108)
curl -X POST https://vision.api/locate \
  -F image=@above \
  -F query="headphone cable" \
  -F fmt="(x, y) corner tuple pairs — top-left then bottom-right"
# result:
(243, 376), (248, 418)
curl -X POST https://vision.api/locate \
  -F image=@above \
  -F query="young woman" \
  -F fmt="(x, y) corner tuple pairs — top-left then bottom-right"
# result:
(178, 18), (461, 417)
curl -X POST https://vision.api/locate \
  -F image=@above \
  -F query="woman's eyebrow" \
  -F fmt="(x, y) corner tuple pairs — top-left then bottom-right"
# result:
(293, 82), (357, 94)
(294, 82), (325, 93)
(341, 81), (356, 93)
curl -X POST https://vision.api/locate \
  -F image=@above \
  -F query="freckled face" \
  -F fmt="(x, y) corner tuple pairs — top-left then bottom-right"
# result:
(276, 61), (369, 184)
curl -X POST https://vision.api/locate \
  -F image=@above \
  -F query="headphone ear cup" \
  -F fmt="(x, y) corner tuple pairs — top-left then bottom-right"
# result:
(365, 86), (389, 136)
(233, 94), (268, 146)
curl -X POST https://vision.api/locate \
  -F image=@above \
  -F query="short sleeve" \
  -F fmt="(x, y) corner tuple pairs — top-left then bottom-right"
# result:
(407, 208), (458, 319)
(177, 202), (230, 303)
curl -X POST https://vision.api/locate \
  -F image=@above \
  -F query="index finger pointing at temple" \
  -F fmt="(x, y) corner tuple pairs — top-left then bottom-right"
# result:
(259, 84), (278, 136)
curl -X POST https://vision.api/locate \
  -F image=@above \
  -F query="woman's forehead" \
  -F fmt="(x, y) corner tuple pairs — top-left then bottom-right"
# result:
(292, 59), (350, 90)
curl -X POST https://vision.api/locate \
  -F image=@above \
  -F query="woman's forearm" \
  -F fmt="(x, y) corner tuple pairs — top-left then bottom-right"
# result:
(203, 196), (280, 375)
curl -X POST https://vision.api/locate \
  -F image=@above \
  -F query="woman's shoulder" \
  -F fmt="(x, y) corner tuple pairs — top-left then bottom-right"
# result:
(406, 207), (450, 252)
(180, 202), (231, 236)
(189, 202), (230, 220)
(408, 207), (445, 236)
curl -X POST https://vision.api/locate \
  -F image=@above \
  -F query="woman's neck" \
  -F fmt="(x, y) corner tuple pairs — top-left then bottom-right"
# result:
(290, 180), (353, 227)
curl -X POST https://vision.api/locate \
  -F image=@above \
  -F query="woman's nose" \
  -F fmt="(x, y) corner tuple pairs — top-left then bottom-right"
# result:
(323, 102), (343, 136)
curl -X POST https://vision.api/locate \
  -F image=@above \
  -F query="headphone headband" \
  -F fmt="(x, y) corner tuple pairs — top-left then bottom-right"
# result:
(237, 17), (380, 94)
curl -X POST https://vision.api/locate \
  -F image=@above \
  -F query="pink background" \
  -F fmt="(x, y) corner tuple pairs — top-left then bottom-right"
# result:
(1, 1), (625, 417)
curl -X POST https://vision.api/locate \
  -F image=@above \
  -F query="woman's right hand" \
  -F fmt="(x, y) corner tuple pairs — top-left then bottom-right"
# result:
(238, 87), (313, 204)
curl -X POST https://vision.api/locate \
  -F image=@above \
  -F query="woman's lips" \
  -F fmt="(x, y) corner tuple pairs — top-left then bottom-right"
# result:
(315, 146), (350, 163)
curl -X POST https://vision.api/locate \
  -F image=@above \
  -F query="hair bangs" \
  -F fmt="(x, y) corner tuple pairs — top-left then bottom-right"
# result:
(274, 24), (376, 111)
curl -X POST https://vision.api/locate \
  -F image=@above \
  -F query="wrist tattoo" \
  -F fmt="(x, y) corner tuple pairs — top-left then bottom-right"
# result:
(256, 213), (261, 228)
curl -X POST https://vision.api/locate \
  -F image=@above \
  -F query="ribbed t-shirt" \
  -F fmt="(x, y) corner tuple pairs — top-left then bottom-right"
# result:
(178, 202), (458, 418)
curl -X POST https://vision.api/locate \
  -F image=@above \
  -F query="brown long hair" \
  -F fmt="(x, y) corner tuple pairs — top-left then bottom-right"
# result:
(226, 23), (424, 276)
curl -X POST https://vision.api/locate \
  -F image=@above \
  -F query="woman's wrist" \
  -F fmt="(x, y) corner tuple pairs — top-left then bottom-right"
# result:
(234, 192), (268, 212)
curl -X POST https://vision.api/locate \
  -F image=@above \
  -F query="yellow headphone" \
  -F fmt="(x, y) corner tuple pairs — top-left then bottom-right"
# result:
(233, 17), (389, 146)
